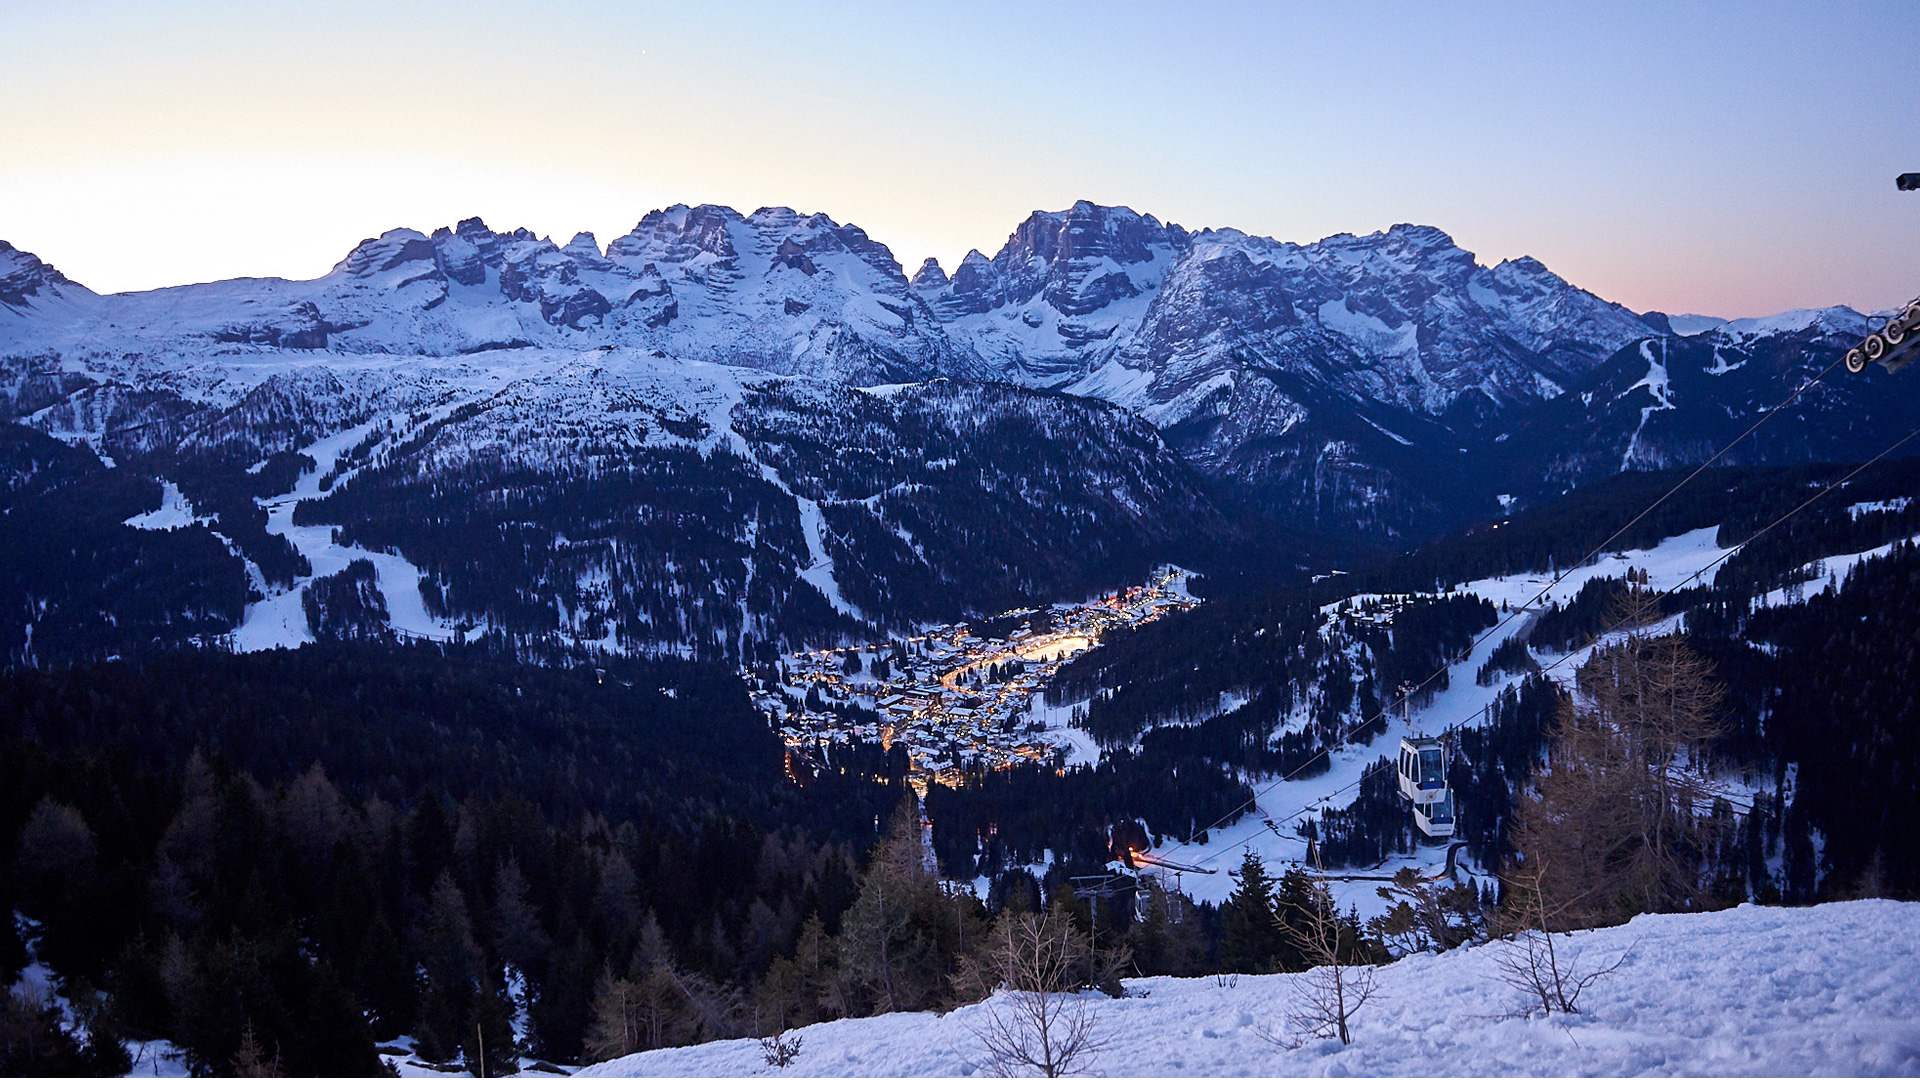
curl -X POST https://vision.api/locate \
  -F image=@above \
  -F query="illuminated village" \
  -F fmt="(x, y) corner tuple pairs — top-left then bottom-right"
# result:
(749, 567), (1198, 787)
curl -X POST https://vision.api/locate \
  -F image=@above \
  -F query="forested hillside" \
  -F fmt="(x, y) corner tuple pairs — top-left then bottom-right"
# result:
(1007, 457), (1920, 905)
(0, 645), (904, 1073)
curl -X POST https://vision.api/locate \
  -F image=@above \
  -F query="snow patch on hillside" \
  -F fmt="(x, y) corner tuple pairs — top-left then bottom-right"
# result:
(122, 481), (212, 531)
(579, 899), (1920, 1079)
(1453, 525), (1731, 615)
(1318, 297), (1419, 360)
(1850, 497), (1912, 518)
(1360, 415), (1414, 446)
(1717, 307), (1867, 342)
(233, 418), (469, 651)
(1702, 346), (1746, 375)
(1620, 338), (1676, 471)
(1754, 535), (1920, 611)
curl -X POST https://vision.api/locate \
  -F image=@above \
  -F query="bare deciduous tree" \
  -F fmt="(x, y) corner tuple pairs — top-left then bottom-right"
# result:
(1491, 861), (1634, 1015)
(1368, 867), (1484, 954)
(1515, 607), (1726, 926)
(962, 907), (1110, 1078)
(1274, 877), (1379, 1046)
(583, 969), (647, 1064)
(759, 1030), (803, 1069)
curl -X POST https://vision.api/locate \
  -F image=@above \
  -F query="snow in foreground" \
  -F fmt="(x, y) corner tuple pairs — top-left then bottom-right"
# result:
(576, 900), (1919, 1078)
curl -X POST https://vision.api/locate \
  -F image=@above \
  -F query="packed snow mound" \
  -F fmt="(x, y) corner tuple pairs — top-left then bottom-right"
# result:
(576, 900), (1920, 1078)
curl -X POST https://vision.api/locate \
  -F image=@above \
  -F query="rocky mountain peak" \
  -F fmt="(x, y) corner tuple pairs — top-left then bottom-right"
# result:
(1381, 222), (1460, 249)
(1000, 201), (1183, 271)
(608, 204), (742, 266)
(335, 229), (441, 280)
(910, 257), (949, 291)
(0, 241), (82, 308)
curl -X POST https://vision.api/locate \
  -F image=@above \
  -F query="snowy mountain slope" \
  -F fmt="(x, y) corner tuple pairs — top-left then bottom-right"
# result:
(2, 198), (1912, 601)
(912, 204), (1650, 414)
(900, 207), (1662, 535)
(905, 204), (1912, 538)
(1656, 306), (1870, 341)
(0, 239), (94, 313)
(282, 354), (1235, 653)
(576, 899), (1920, 1078)
(0, 333), (1237, 662)
(1484, 311), (1918, 510)
(1138, 524), (1741, 908)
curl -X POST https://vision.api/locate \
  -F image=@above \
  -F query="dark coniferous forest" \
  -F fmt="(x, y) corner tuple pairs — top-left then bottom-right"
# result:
(0, 645), (901, 1073)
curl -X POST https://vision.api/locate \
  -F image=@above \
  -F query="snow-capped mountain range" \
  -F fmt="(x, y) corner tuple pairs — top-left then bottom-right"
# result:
(0, 202), (1661, 409)
(2, 202), (1912, 659)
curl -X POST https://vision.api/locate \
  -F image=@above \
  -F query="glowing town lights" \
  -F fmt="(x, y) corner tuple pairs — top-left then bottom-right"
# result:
(753, 568), (1199, 782)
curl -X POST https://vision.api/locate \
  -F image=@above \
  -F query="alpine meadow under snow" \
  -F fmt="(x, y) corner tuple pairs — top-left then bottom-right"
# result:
(574, 901), (1920, 1079)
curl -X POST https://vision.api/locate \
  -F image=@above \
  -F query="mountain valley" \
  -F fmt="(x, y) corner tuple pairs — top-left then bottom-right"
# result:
(4, 201), (1918, 1078)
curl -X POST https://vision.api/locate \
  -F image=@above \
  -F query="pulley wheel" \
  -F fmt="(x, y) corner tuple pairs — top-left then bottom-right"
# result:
(1846, 347), (1867, 373)
(1864, 334), (1887, 360)
(1886, 320), (1907, 346)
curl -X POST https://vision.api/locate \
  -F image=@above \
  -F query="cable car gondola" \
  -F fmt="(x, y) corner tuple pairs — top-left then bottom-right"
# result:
(1397, 735), (1456, 839)
(1411, 788), (1456, 839)
(1396, 736), (1447, 805)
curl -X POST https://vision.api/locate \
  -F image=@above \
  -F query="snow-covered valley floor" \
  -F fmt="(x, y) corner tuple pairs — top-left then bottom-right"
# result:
(576, 900), (1920, 1078)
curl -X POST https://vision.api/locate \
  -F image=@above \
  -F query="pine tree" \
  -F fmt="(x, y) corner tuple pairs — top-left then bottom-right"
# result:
(230, 1021), (279, 1077)
(834, 795), (951, 1013)
(528, 932), (597, 1064)
(1219, 851), (1282, 973)
(491, 858), (550, 979)
(302, 959), (382, 1077)
(353, 913), (416, 1040)
(756, 913), (837, 1029)
(414, 872), (484, 1065)
(460, 970), (517, 1077)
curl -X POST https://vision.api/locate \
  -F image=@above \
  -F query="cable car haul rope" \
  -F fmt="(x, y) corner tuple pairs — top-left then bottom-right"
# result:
(1845, 173), (1920, 374)
(1146, 188), (1920, 874)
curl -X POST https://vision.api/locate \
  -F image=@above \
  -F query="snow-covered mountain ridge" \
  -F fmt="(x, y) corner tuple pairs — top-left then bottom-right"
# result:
(1, 201), (1662, 411)
(0, 340), (1239, 666)
(4, 202), (1915, 662)
(1, 208), (971, 385)
(5, 201), (1904, 546)
(573, 899), (1920, 1078)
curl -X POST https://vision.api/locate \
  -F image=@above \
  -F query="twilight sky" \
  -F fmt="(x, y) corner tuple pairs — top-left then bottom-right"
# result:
(1, 1), (1914, 316)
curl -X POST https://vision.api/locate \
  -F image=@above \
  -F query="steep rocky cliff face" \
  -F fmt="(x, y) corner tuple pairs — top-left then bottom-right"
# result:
(904, 204), (1675, 534)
